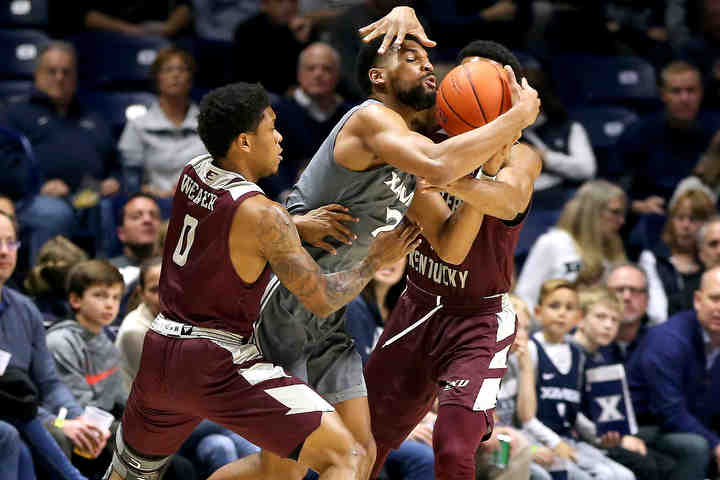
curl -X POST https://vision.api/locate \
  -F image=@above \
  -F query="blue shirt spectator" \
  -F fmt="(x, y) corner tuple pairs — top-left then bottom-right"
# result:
(615, 61), (717, 216)
(627, 266), (720, 472)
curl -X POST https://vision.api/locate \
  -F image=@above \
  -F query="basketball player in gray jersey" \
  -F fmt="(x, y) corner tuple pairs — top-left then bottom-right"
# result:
(211, 13), (540, 480)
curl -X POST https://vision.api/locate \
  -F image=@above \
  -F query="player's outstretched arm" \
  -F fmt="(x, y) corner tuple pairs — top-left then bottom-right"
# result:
(421, 143), (542, 220)
(358, 6), (436, 54)
(249, 200), (421, 317)
(348, 77), (538, 186)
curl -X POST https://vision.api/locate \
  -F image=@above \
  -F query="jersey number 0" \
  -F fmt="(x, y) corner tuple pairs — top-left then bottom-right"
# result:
(173, 214), (199, 266)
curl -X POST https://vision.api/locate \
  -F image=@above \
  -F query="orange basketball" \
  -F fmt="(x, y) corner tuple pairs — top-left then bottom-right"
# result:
(436, 59), (512, 137)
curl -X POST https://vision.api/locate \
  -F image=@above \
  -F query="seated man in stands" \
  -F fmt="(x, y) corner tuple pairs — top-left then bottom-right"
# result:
(0, 41), (120, 263)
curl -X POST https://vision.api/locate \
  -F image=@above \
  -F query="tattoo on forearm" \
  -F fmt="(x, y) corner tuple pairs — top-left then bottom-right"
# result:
(260, 206), (376, 314)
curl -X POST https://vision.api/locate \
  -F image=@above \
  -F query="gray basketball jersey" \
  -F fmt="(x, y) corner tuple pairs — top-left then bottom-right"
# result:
(257, 99), (417, 377)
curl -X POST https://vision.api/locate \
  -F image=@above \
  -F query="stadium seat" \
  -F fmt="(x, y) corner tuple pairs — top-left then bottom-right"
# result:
(0, 0), (48, 28)
(0, 80), (33, 104)
(0, 29), (49, 80)
(78, 91), (156, 140)
(568, 106), (639, 180)
(72, 31), (171, 91)
(0, 125), (41, 200)
(551, 55), (660, 110)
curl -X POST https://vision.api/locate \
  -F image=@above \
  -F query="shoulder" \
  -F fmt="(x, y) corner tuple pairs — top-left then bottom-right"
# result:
(4, 288), (43, 319)
(45, 321), (81, 349)
(536, 229), (574, 248)
(346, 103), (404, 132)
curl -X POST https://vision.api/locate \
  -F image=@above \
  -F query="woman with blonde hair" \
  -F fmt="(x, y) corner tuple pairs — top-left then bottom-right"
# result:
(24, 235), (88, 326)
(515, 180), (627, 310)
(638, 188), (716, 323)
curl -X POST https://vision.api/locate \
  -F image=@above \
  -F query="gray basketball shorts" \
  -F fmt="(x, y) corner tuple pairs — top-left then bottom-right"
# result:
(256, 277), (367, 404)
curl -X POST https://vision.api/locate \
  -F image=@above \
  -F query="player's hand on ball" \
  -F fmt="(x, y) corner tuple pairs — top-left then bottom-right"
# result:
(369, 219), (422, 266)
(358, 6), (436, 55)
(295, 204), (359, 255)
(505, 65), (540, 128)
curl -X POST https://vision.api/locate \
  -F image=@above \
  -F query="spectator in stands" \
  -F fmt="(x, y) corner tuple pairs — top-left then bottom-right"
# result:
(616, 61), (717, 217)
(116, 257), (162, 393)
(602, 262), (711, 480)
(46, 260), (127, 416)
(0, 42), (120, 263)
(193, 0), (260, 42)
(515, 180), (627, 310)
(0, 421), (35, 480)
(345, 256), (435, 480)
(259, 42), (352, 200)
(524, 279), (635, 480)
(0, 211), (100, 480)
(520, 65), (596, 211)
(638, 189), (716, 323)
(110, 194), (162, 287)
(572, 286), (675, 480)
(233, 0), (317, 95)
(603, 1), (670, 67)
(627, 266), (720, 478)
(699, 216), (720, 272)
(416, 0), (533, 58)
(488, 294), (554, 480)
(119, 46), (207, 214)
(605, 263), (654, 361)
(109, 194), (162, 322)
(671, 136), (720, 205)
(83, 1), (192, 38)
(24, 236), (89, 328)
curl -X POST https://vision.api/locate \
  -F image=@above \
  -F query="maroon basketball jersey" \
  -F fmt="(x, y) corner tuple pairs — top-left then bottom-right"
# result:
(407, 190), (526, 302)
(159, 154), (272, 337)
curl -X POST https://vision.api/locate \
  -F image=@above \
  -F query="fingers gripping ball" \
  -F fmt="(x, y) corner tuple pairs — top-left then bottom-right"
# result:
(436, 59), (512, 136)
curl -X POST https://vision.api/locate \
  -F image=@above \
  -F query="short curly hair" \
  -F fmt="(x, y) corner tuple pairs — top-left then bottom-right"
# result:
(197, 83), (269, 159)
(457, 40), (522, 76)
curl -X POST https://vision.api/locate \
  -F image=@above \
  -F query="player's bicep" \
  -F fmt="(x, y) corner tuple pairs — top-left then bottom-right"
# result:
(360, 110), (441, 176)
(256, 205), (327, 305)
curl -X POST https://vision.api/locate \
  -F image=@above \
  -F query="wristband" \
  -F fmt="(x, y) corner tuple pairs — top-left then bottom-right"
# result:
(477, 168), (497, 181)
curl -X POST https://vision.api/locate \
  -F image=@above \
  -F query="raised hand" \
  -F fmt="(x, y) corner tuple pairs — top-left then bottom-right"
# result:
(358, 6), (436, 55)
(505, 65), (540, 128)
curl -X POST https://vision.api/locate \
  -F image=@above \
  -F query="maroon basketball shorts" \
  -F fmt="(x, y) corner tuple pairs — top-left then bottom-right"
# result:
(365, 284), (517, 448)
(122, 329), (333, 458)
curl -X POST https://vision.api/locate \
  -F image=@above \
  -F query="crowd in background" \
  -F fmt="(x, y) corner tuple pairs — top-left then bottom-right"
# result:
(2, 0), (720, 479)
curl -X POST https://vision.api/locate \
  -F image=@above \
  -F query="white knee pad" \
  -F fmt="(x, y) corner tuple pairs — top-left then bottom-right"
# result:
(104, 426), (172, 480)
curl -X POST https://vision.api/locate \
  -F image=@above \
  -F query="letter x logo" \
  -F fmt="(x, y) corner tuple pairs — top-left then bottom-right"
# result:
(595, 395), (624, 422)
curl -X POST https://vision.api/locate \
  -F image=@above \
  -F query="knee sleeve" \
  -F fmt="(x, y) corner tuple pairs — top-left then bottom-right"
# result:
(106, 425), (172, 480)
(433, 404), (492, 480)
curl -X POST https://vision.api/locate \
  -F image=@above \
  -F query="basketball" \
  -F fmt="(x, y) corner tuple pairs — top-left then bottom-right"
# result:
(436, 59), (512, 137)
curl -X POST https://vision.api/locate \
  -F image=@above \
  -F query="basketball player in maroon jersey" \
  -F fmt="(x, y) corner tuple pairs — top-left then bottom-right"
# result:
(364, 42), (543, 480)
(104, 82), (423, 480)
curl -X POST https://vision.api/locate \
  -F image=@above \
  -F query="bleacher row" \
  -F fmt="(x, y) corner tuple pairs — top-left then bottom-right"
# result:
(0, 0), (682, 268)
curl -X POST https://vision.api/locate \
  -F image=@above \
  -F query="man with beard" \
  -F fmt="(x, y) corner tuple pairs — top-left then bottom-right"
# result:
(211, 33), (540, 480)
(364, 41), (543, 480)
(109, 193), (162, 319)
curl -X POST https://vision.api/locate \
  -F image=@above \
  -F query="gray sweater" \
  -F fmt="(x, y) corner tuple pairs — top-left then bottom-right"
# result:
(46, 320), (127, 413)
